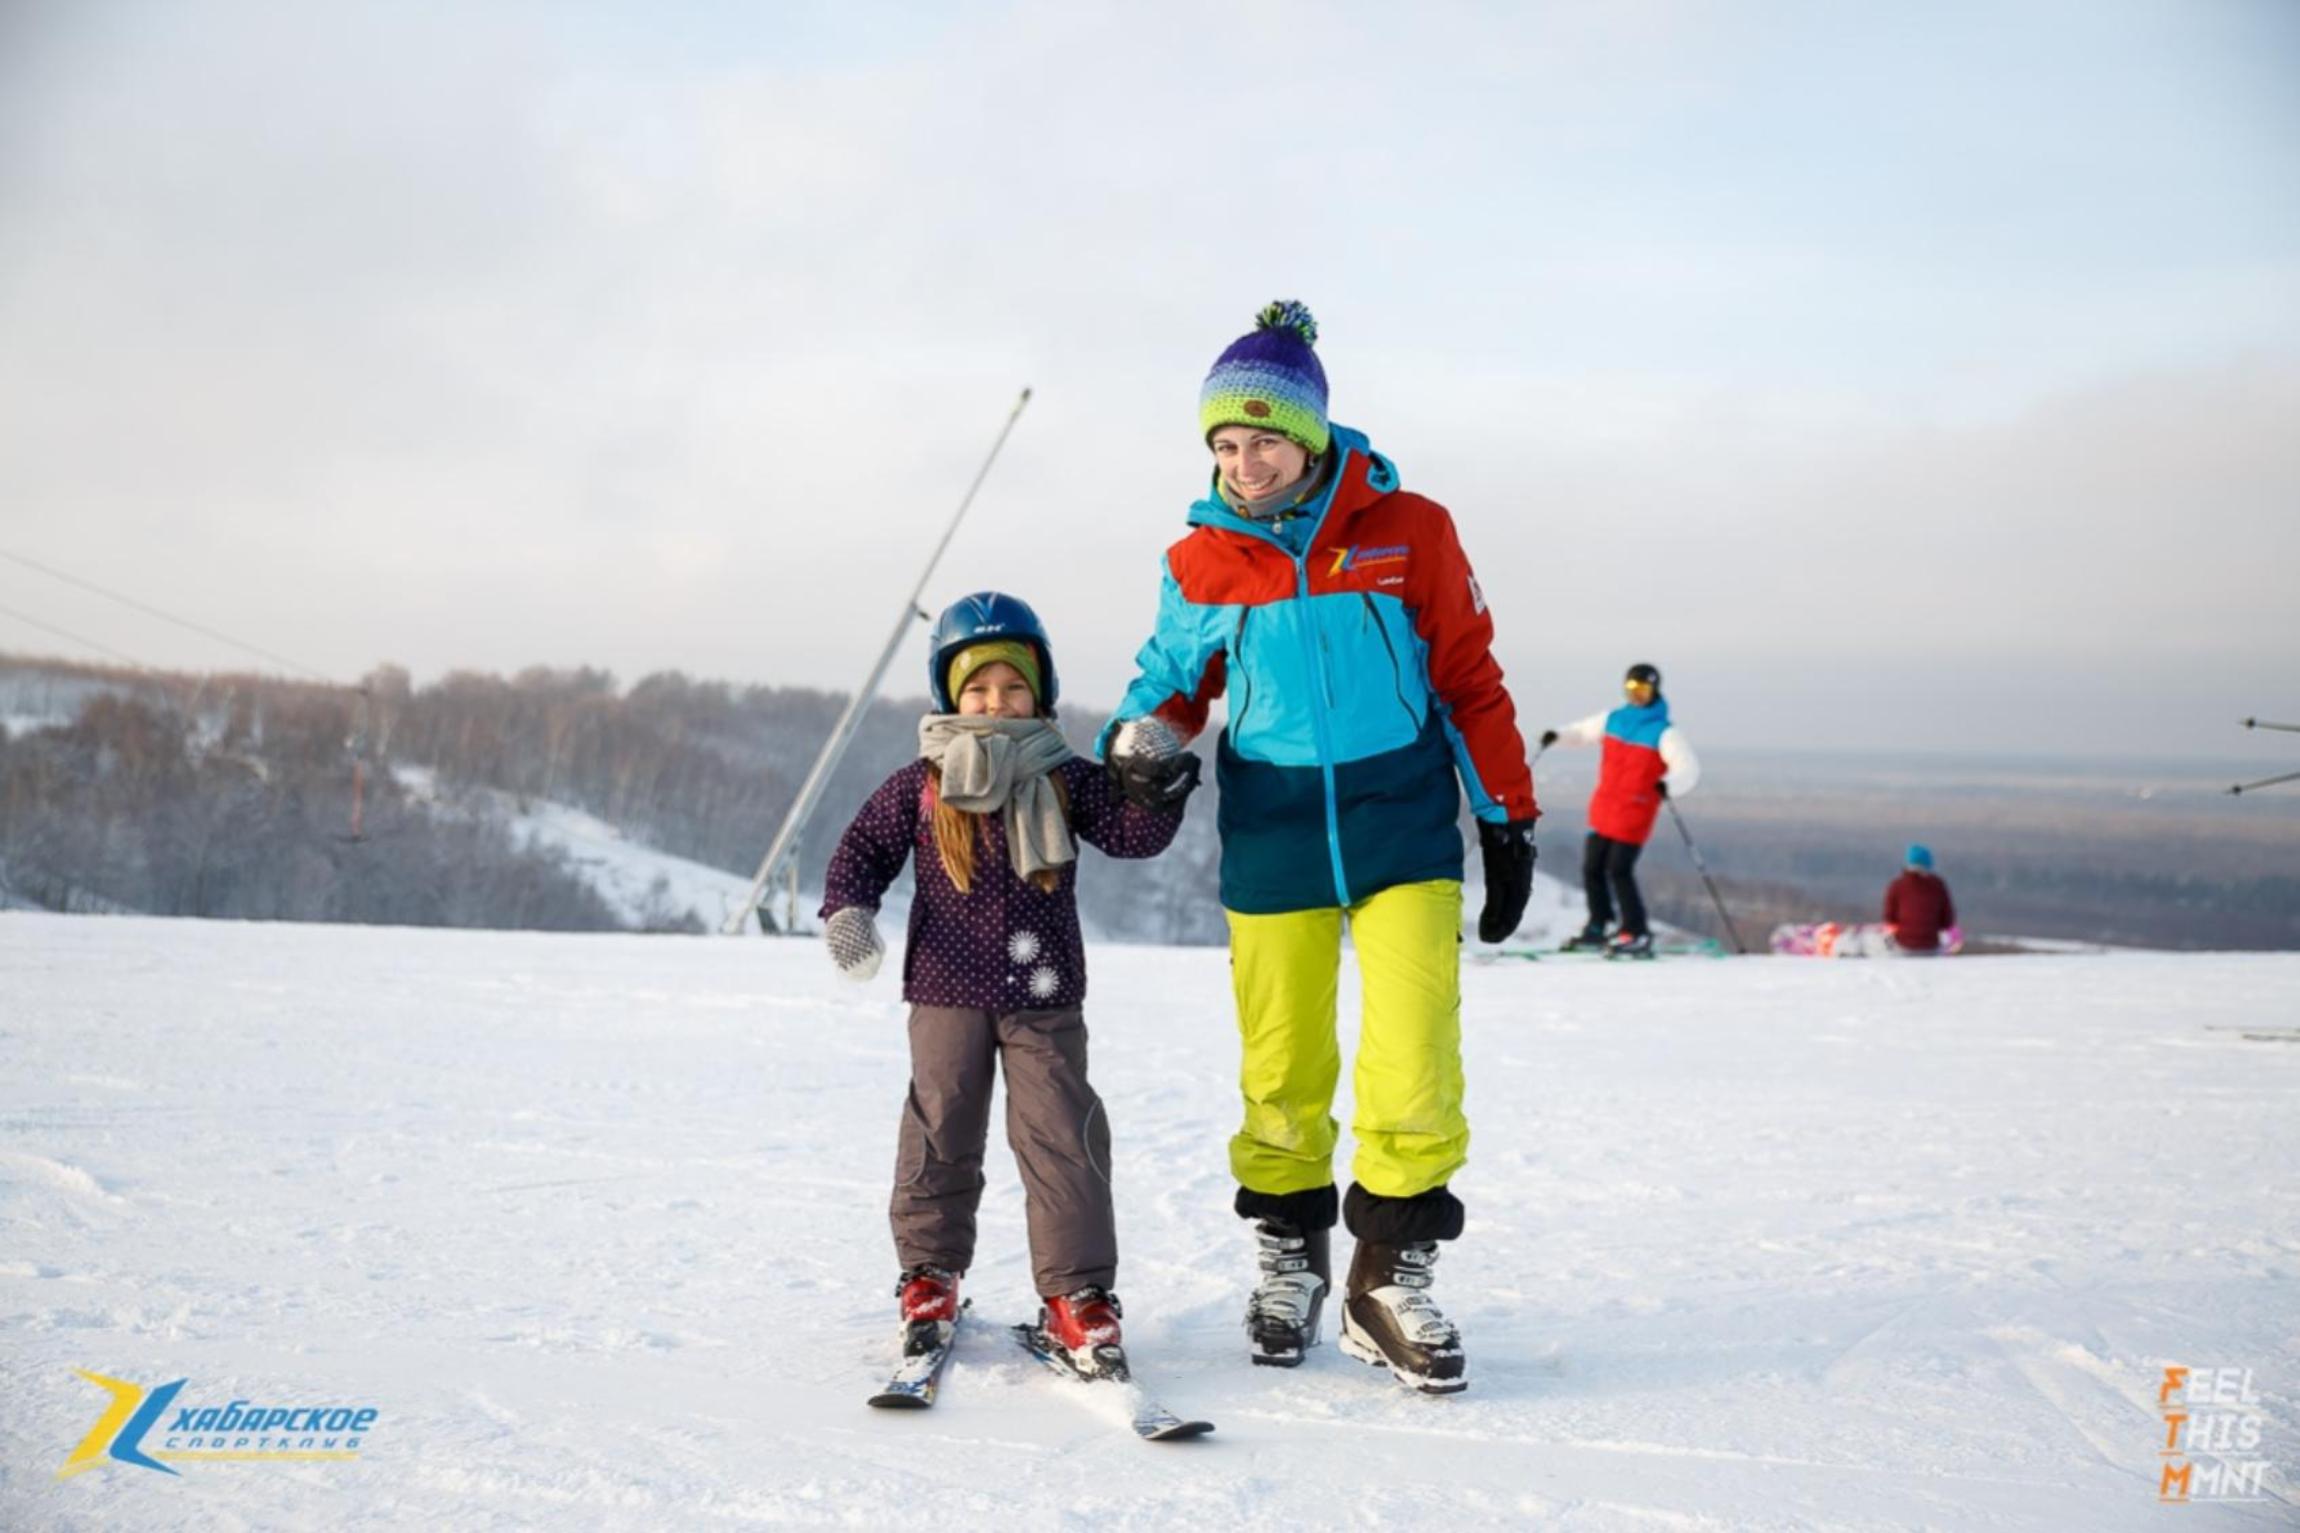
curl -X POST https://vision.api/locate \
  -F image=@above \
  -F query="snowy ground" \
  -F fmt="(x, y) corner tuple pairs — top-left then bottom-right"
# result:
(3, 913), (2296, 1531)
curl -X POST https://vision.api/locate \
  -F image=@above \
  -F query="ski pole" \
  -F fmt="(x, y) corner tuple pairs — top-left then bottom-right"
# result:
(1662, 797), (1747, 954)
(2228, 769), (2300, 796)
(724, 386), (1034, 935)
(2243, 718), (2300, 734)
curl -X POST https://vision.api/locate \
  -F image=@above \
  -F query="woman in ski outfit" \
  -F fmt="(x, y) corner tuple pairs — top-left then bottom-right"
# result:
(1101, 302), (1539, 1394)
(1541, 662), (1700, 958)
(819, 592), (1188, 1379)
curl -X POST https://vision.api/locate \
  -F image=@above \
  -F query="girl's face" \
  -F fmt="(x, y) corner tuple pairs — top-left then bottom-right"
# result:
(956, 660), (1037, 718)
(1210, 426), (1310, 502)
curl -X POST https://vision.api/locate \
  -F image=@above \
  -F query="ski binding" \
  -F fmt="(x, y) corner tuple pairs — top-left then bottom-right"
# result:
(868, 1299), (970, 1409)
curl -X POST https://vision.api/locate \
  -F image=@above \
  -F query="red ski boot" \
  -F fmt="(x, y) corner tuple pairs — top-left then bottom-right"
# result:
(1038, 1287), (1126, 1379)
(897, 1267), (960, 1354)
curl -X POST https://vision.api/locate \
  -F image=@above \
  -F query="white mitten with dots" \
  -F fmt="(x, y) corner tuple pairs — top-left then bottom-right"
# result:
(823, 906), (884, 982)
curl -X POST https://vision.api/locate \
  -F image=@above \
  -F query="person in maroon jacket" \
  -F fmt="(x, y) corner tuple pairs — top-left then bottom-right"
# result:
(1883, 844), (1957, 953)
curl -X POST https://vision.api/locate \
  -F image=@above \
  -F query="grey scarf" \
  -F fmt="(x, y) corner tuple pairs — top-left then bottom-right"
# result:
(917, 715), (1077, 881)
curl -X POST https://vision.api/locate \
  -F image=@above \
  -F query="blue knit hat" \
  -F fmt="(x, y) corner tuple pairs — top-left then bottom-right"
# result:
(1200, 300), (1330, 455)
(1905, 843), (1935, 870)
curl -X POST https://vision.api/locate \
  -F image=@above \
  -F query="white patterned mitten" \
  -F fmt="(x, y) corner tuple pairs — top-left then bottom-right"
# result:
(823, 906), (884, 982)
(1113, 716), (1181, 764)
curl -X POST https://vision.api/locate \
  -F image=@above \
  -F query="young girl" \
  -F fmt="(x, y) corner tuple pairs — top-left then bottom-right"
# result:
(819, 591), (1191, 1379)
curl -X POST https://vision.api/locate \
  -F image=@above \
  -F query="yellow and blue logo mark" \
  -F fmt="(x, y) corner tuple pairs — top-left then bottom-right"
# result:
(59, 1370), (375, 1479)
(1328, 543), (1410, 577)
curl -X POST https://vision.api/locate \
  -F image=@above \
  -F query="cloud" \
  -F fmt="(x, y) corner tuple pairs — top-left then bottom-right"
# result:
(0, 1), (2293, 759)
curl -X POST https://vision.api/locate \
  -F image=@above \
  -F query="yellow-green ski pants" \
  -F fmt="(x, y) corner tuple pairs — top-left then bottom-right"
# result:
(1224, 878), (1467, 1201)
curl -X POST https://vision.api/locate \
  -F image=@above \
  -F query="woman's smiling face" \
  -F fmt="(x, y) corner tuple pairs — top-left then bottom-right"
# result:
(1209, 426), (1311, 503)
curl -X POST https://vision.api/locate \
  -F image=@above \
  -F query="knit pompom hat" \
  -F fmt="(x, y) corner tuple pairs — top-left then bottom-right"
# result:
(1199, 300), (1330, 455)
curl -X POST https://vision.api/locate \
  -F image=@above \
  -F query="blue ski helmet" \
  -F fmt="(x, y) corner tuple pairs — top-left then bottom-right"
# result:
(1905, 843), (1935, 871)
(928, 592), (1059, 713)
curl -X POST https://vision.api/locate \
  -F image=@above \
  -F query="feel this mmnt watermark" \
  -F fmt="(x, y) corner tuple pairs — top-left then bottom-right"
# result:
(2157, 1366), (2272, 1503)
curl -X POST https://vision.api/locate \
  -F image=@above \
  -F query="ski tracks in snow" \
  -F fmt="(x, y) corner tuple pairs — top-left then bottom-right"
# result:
(3, 915), (2298, 1529)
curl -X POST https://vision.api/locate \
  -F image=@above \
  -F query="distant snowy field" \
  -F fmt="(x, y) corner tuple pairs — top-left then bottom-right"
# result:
(3, 914), (2296, 1531)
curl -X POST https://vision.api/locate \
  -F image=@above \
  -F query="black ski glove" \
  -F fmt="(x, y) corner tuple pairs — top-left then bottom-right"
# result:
(1655, 779), (1669, 799)
(1538, 728), (1559, 750)
(1476, 818), (1538, 943)
(1110, 750), (1201, 811)
(1106, 717), (1202, 811)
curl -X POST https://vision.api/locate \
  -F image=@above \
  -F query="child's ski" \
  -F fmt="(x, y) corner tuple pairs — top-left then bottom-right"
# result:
(1009, 1321), (1214, 1442)
(868, 1299), (970, 1409)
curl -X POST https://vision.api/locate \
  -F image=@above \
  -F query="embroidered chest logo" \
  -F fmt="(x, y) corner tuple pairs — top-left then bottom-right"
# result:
(1327, 544), (1410, 578)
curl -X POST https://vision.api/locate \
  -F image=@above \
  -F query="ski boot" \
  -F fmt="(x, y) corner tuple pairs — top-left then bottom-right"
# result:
(897, 1266), (961, 1358)
(1338, 1241), (1466, 1395)
(1037, 1286), (1128, 1380)
(1605, 931), (1656, 960)
(1560, 924), (1610, 953)
(1245, 1219), (1330, 1367)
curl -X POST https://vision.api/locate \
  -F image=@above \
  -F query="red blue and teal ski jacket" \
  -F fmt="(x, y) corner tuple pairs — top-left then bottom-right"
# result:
(1100, 424), (1536, 915)
(1554, 699), (1699, 846)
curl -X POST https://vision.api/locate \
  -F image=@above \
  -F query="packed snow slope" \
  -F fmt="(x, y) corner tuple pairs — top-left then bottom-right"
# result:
(3, 914), (2295, 1532)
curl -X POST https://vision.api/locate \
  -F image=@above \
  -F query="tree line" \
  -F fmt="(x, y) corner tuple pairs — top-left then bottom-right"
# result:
(0, 653), (1229, 942)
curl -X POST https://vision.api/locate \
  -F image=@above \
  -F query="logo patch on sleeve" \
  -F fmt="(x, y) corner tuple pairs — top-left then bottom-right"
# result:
(1327, 544), (1411, 577)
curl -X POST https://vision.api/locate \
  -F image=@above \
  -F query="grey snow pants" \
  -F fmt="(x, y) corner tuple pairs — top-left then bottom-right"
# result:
(891, 1004), (1117, 1298)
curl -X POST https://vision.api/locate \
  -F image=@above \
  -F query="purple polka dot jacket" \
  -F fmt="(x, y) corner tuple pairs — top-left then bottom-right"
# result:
(819, 755), (1183, 1010)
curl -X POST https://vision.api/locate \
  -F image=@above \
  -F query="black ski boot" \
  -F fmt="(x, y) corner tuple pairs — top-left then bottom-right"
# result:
(1605, 931), (1656, 960)
(1338, 1240), (1466, 1395)
(1560, 924), (1610, 952)
(1245, 1220), (1330, 1367)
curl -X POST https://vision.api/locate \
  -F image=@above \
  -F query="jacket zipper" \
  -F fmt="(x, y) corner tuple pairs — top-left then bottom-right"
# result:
(1230, 607), (1253, 738)
(1359, 592), (1420, 732)
(1214, 451), (1355, 909)
(1295, 556), (1350, 908)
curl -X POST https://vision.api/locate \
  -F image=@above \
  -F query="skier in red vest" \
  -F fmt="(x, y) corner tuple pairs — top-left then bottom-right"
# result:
(1539, 663), (1699, 958)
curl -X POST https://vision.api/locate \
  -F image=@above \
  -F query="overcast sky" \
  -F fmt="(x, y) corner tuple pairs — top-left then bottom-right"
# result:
(2, 0), (2295, 759)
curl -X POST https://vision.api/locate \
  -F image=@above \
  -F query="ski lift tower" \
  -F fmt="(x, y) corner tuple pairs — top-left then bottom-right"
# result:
(723, 388), (1032, 935)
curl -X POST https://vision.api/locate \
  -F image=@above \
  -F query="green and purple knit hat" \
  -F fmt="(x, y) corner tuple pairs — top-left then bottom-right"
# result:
(1199, 300), (1330, 456)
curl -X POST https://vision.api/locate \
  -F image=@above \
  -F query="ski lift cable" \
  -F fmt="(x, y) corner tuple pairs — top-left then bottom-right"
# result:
(2228, 769), (2300, 796)
(723, 386), (1034, 935)
(2226, 716), (2298, 793)
(0, 599), (153, 668)
(2223, 715), (2299, 794)
(0, 547), (337, 683)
